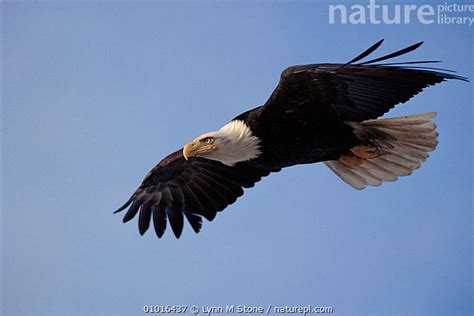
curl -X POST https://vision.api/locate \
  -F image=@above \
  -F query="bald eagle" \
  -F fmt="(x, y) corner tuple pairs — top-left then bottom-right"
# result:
(115, 40), (466, 238)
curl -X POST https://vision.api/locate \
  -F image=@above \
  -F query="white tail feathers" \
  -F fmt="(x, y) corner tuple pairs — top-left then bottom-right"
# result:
(325, 112), (438, 190)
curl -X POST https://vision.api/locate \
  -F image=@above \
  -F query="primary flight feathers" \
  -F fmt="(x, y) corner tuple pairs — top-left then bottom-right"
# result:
(115, 40), (467, 239)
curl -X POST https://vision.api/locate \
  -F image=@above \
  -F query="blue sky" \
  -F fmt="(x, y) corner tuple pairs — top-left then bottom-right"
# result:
(2, 1), (472, 315)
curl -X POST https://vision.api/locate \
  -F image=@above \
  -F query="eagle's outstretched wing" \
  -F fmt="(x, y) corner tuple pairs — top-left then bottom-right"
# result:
(115, 150), (278, 238)
(261, 40), (467, 122)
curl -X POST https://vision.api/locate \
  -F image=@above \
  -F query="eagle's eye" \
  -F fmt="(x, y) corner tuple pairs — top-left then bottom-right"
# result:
(201, 137), (214, 144)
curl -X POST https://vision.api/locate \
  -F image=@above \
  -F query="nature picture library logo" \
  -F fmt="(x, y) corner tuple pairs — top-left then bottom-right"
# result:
(329, 0), (474, 26)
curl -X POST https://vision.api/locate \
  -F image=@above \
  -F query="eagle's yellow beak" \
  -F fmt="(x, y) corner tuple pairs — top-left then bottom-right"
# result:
(183, 142), (196, 161)
(183, 138), (217, 160)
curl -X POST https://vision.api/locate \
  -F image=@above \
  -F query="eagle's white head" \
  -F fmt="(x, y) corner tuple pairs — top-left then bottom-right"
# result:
(183, 120), (262, 166)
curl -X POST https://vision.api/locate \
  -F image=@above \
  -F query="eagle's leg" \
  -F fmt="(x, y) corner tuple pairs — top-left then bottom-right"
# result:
(339, 145), (378, 166)
(350, 145), (378, 159)
(339, 152), (365, 166)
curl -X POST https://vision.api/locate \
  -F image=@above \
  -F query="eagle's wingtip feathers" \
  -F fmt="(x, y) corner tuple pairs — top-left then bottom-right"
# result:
(114, 197), (133, 214)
